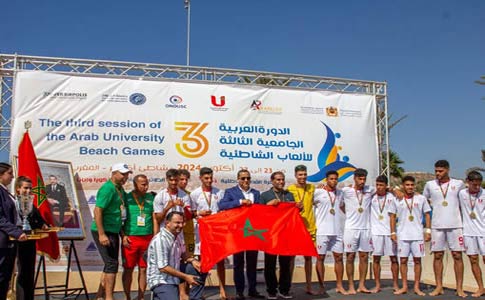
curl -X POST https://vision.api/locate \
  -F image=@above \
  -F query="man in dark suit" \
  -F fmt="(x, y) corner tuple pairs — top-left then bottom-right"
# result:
(218, 170), (264, 299)
(46, 175), (69, 227)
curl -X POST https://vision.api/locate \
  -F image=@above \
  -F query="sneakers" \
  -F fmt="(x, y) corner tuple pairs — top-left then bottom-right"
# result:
(266, 294), (278, 300)
(277, 292), (293, 299)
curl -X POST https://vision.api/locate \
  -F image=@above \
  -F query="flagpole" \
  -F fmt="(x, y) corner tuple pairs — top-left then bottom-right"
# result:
(184, 0), (191, 66)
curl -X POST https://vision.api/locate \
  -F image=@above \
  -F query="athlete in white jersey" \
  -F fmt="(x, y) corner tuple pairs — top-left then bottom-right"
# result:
(459, 171), (485, 297)
(423, 160), (466, 297)
(314, 170), (346, 296)
(189, 167), (230, 300)
(340, 168), (375, 294)
(153, 169), (191, 232)
(390, 175), (431, 296)
(369, 175), (398, 293)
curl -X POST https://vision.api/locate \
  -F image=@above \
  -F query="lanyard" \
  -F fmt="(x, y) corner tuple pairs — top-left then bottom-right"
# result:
(132, 192), (145, 212)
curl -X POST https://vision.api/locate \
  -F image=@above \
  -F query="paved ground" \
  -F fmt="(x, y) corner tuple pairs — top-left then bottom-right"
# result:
(37, 280), (462, 300)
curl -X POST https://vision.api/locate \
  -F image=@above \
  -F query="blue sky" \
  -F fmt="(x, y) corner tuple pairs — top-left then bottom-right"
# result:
(1, 0), (484, 178)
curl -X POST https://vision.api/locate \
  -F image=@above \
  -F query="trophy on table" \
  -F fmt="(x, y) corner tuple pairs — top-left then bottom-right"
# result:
(17, 194), (34, 233)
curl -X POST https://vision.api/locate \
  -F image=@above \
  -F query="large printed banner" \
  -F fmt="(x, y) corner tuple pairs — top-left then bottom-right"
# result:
(10, 70), (378, 268)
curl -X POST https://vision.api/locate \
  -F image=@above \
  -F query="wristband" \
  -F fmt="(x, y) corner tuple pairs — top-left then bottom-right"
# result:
(391, 232), (396, 235)
(424, 228), (431, 234)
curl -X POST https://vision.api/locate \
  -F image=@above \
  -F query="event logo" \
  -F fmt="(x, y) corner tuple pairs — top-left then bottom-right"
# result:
(326, 106), (338, 117)
(129, 93), (146, 105)
(210, 95), (228, 111)
(166, 95), (187, 108)
(307, 122), (356, 183)
(174, 122), (209, 158)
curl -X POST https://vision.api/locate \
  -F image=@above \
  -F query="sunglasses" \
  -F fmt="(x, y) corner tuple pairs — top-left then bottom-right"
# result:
(239, 177), (251, 181)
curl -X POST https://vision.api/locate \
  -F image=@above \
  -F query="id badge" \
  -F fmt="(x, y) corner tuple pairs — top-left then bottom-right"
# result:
(137, 214), (146, 227)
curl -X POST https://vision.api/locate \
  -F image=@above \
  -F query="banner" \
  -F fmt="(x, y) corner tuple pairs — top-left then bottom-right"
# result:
(10, 71), (378, 268)
(199, 203), (317, 273)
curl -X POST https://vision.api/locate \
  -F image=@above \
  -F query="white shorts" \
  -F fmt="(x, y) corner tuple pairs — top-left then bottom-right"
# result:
(398, 240), (425, 258)
(431, 228), (465, 252)
(316, 235), (343, 254)
(371, 235), (397, 256)
(344, 229), (372, 253)
(464, 236), (485, 256)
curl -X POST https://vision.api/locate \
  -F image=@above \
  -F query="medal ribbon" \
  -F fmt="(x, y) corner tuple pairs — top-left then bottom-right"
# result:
(469, 188), (482, 213)
(202, 189), (212, 208)
(296, 184), (308, 202)
(438, 180), (450, 200)
(354, 187), (364, 209)
(377, 193), (387, 215)
(325, 187), (336, 209)
(273, 188), (284, 201)
(404, 195), (414, 217)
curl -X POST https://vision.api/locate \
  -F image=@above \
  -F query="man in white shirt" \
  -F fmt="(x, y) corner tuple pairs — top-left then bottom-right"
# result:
(314, 170), (346, 296)
(423, 160), (466, 297)
(369, 175), (398, 293)
(153, 169), (192, 233)
(146, 211), (202, 300)
(390, 175), (431, 296)
(340, 168), (375, 294)
(190, 167), (229, 300)
(459, 170), (485, 297)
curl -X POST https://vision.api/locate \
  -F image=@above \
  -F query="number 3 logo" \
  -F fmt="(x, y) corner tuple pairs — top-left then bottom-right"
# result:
(174, 122), (209, 158)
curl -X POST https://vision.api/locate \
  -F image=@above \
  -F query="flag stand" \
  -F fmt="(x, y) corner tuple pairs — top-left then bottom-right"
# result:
(34, 239), (89, 299)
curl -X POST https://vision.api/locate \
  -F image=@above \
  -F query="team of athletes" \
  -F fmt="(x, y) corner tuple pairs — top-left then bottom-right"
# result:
(91, 159), (484, 300)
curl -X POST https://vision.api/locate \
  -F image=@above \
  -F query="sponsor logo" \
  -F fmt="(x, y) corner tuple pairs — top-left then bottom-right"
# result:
(326, 106), (338, 117)
(210, 95), (228, 111)
(166, 95), (187, 108)
(340, 109), (362, 118)
(101, 93), (129, 102)
(43, 91), (88, 101)
(250, 100), (282, 114)
(87, 195), (96, 204)
(251, 100), (262, 110)
(129, 93), (146, 105)
(300, 106), (325, 114)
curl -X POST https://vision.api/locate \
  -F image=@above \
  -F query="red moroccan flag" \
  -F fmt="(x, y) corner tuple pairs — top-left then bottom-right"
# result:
(18, 131), (60, 260)
(199, 202), (317, 272)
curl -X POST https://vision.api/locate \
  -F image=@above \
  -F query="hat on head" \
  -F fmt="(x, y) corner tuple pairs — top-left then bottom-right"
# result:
(111, 163), (132, 174)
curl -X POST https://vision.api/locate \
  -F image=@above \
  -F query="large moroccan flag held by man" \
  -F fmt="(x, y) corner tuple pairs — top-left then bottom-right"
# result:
(18, 131), (60, 260)
(198, 202), (317, 272)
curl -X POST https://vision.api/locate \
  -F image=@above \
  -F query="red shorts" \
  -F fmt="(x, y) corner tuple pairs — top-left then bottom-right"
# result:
(122, 235), (153, 268)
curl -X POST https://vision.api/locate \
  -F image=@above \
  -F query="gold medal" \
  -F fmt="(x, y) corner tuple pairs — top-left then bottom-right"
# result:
(378, 214), (384, 221)
(358, 207), (364, 213)
(329, 208), (336, 215)
(408, 215), (414, 222)
(442, 201), (448, 207)
(470, 212), (477, 219)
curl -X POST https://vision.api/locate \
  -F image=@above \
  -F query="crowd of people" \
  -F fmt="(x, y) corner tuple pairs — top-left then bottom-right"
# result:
(1, 159), (484, 300)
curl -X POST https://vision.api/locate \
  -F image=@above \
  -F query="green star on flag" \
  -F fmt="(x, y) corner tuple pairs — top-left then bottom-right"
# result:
(32, 175), (47, 206)
(242, 218), (268, 241)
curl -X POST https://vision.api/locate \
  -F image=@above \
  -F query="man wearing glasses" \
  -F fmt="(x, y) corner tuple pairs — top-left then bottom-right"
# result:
(219, 170), (264, 300)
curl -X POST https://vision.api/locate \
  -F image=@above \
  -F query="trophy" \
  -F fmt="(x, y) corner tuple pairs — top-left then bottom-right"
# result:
(17, 194), (34, 233)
